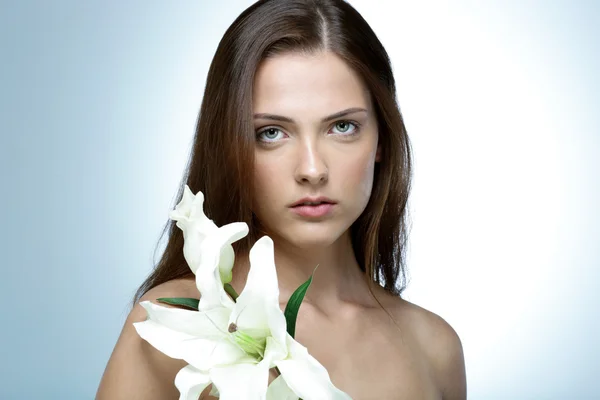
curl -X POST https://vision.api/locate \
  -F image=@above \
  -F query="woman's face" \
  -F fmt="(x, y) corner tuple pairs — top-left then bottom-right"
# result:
(252, 51), (380, 249)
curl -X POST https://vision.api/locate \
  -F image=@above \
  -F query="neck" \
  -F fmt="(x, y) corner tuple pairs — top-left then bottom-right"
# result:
(231, 230), (375, 316)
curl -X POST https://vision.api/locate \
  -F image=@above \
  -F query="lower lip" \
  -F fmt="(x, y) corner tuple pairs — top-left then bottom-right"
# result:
(290, 203), (335, 218)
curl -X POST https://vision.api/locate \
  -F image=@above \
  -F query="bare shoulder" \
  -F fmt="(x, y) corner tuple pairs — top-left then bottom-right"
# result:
(96, 278), (200, 400)
(383, 293), (467, 400)
(136, 277), (200, 310)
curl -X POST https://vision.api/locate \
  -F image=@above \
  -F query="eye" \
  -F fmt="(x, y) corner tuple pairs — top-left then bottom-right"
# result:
(330, 120), (360, 135)
(256, 127), (286, 143)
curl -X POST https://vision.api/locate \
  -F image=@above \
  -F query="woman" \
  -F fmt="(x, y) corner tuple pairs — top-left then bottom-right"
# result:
(97, 0), (466, 398)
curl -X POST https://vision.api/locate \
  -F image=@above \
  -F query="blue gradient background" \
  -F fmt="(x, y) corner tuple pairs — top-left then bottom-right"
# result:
(1, 1), (598, 399)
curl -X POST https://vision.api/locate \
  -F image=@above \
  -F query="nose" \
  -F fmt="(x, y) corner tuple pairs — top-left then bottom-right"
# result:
(294, 139), (328, 185)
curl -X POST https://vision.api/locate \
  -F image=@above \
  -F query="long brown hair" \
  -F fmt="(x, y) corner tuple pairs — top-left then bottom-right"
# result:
(132, 0), (412, 307)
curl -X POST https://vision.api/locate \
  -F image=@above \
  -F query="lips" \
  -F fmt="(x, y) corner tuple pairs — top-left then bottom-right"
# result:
(289, 197), (336, 208)
(290, 203), (335, 218)
(288, 196), (337, 218)
(294, 201), (333, 206)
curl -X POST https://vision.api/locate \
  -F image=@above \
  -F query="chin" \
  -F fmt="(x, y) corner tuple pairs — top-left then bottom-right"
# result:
(276, 222), (350, 250)
(287, 236), (337, 250)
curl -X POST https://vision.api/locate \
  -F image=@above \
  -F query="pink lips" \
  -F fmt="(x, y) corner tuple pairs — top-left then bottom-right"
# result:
(290, 203), (335, 218)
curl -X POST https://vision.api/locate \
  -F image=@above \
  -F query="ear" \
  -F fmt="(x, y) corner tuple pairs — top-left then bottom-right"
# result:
(375, 144), (382, 162)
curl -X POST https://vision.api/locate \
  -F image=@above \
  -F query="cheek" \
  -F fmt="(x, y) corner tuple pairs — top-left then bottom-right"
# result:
(253, 164), (271, 204)
(339, 151), (377, 200)
(252, 157), (286, 213)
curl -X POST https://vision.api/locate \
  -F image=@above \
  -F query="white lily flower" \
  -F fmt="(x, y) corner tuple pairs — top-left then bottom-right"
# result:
(169, 185), (248, 310)
(134, 236), (351, 400)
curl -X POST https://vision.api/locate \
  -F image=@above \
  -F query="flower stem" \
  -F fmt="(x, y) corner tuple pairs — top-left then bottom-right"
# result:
(224, 283), (239, 301)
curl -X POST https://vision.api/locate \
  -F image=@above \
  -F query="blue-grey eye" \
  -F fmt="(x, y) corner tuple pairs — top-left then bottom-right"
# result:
(336, 121), (351, 132)
(257, 128), (283, 141)
(263, 128), (279, 139)
(331, 121), (359, 135)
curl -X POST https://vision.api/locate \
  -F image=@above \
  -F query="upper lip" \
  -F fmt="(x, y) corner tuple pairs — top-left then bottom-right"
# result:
(289, 196), (337, 207)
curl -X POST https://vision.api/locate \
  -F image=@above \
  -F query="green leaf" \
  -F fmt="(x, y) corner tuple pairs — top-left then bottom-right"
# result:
(284, 265), (318, 339)
(224, 283), (239, 301)
(157, 297), (199, 310)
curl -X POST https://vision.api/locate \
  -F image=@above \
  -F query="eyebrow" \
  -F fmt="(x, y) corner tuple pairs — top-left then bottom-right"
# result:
(253, 107), (368, 123)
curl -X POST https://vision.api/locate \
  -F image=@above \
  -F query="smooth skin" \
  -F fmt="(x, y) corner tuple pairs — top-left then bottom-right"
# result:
(96, 51), (466, 399)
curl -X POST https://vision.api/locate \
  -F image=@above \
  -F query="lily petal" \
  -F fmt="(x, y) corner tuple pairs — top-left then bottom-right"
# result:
(218, 243), (236, 284)
(138, 301), (229, 339)
(133, 314), (251, 370)
(215, 222), (248, 281)
(266, 375), (299, 400)
(171, 187), (248, 279)
(210, 361), (270, 400)
(194, 223), (248, 311)
(169, 185), (198, 222)
(275, 337), (352, 400)
(180, 227), (209, 273)
(174, 365), (211, 400)
(246, 236), (280, 301)
(195, 262), (235, 312)
(231, 236), (286, 344)
(265, 300), (289, 351)
(263, 336), (288, 366)
(183, 221), (248, 276)
(133, 319), (196, 360)
(170, 187), (215, 235)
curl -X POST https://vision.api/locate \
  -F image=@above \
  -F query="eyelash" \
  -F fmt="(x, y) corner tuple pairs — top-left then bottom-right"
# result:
(255, 120), (362, 143)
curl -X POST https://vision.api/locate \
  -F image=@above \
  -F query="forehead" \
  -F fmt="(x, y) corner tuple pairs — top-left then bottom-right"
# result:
(252, 51), (371, 115)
